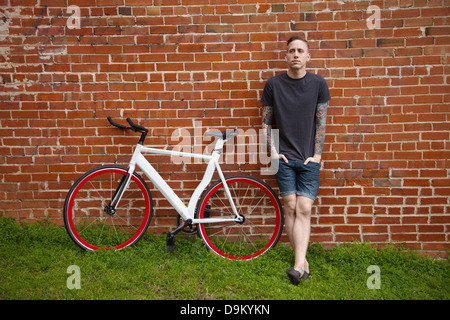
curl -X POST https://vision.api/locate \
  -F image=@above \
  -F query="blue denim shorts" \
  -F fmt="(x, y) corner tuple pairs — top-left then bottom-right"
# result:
(274, 159), (320, 201)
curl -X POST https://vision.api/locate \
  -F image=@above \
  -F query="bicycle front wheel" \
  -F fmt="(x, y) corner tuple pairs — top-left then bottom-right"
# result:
(196, 175), (283, 260)
(63, 165), (153, 250)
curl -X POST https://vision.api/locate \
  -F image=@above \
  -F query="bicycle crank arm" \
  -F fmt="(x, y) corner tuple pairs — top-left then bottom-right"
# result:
(166, 218), (193, 252)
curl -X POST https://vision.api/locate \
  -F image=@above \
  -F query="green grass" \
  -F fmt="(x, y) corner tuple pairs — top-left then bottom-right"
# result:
(0, 216), (448, 300)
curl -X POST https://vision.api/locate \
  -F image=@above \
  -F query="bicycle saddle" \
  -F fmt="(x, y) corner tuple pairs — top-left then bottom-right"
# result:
(204, 129), (239, 140)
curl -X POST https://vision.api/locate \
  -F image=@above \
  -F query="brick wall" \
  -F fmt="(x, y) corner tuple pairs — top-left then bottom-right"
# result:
(0, 0), (448, 257)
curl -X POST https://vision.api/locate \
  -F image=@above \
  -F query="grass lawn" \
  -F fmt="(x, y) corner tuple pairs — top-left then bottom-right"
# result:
(0, 216), (448, 302)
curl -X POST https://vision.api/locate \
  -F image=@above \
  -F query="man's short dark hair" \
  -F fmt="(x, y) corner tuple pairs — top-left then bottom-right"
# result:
(287, 36), (309, 50)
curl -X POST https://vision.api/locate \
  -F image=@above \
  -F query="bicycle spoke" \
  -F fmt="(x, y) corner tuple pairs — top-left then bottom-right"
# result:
(96, 219), (107, 247)
(211, 195), (234, 217)
(244, 195), (265, 216)
(88, 180), (105, 202)
(233, 182), (251, 215)
(115, 190), (146, 210)
(204, 222), (237, 235)
(218, 225), (233, 253)
(77, 216), (101, 235)
(110, 216), (120, 246)
(113, 212), (136, 229)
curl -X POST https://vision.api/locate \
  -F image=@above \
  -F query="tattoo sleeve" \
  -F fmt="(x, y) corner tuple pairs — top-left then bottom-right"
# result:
(314, 101), (328, 156)
(261, 105), (275, 152)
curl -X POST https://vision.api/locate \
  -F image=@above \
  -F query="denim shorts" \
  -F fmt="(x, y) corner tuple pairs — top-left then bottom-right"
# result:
(274, 159), (320, 201)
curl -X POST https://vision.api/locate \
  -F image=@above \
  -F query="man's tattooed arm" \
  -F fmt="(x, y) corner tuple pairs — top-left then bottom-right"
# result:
(262, 105), (288, 162)
(261, 105), (275, 152)
(314, 101), (328, 157)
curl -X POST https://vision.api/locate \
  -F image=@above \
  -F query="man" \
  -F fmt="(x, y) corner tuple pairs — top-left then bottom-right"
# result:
(261, 36), (330, 285)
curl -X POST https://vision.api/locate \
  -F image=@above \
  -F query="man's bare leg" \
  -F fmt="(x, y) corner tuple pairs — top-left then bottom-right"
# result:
(283, 194), (313, 271)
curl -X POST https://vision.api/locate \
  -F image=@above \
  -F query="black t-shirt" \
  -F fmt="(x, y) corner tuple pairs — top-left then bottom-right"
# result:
(261, 72), (331, 161)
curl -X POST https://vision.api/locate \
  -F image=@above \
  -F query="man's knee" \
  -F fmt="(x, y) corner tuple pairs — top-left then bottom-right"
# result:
(296, 196), (313, 218)
(282, 194), (297, 214)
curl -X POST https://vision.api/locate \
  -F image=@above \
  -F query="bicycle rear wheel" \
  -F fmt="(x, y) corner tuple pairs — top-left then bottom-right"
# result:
(196, 175), (283, 260)
(63, 165), (152, 250)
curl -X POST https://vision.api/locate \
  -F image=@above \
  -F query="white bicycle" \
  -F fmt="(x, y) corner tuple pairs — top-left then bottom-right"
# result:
(63, 117), (284, 260)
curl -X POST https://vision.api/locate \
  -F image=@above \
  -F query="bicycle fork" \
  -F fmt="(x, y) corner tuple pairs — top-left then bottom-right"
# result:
(105, 168), (134, 216)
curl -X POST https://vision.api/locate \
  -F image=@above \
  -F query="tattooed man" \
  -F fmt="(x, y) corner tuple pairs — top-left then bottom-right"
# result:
(261, 36), (330, 285)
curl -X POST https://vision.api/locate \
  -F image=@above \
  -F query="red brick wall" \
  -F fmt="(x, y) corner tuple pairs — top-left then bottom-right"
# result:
(1, 0), (448, 257)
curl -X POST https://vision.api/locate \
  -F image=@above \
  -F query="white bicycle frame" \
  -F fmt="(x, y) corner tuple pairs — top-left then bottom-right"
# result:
(122, 136), (242, 225)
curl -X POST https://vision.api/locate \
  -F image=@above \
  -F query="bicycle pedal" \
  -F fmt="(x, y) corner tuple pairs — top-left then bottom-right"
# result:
(166, 232), (176, 252)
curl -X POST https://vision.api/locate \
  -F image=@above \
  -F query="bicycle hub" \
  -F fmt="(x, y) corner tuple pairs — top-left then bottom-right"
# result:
(104, 205), (116, 216)
(236, 214), (245, 224)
